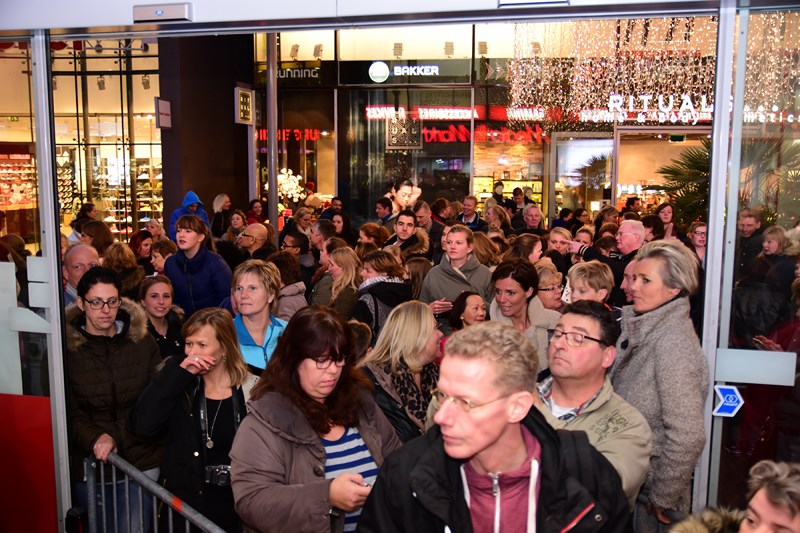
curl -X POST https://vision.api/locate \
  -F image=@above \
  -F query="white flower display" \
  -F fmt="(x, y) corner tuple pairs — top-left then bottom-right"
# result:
(264, 168), (307, 206)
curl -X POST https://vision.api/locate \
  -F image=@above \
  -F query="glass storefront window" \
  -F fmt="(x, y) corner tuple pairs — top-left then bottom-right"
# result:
(340, 87), (472, 226)
(51, 38), (160, 240)
(338, 25), (473, 61)
(717, 7), (800, 508)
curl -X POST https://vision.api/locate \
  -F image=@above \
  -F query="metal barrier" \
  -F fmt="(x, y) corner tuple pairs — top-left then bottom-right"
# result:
(81, 453), (226, 533)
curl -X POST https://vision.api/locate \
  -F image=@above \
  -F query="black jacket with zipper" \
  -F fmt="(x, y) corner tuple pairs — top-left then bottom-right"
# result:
(358, 407), (632, 533)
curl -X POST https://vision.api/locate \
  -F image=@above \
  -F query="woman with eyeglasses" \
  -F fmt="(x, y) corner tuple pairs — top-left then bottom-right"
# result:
(611, 241), (707, 532)
(65, 267), (162, 531)
(358, 301), (442, 443)
(490, 259), (560, 372)
(231, 259), (286, 375)
(685, 221), (707, 265)
(534, 259), (565, 313)
(230, 306), (401, 532)
(131, 307), (254, 532)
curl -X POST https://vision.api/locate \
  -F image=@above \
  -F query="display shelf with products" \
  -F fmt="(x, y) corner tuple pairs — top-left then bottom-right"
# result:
(0, 146), (38, 211)
(472, 176), (543, 213)
(93, 157), (163, 240)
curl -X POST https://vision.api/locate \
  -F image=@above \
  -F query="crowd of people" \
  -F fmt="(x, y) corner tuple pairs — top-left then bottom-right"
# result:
(58, 184), (800, 532)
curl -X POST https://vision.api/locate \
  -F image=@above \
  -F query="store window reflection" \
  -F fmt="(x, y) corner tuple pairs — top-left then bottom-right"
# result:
(720, 8), (800, 508)
(0, 40), (50, 397)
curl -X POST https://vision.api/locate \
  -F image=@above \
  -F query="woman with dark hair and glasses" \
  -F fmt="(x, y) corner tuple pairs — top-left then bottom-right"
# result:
(65, 266), (162, 531)
(131, 307), (254, 532)
(490, 259), (561, 372)
(231, 306), (401, 532)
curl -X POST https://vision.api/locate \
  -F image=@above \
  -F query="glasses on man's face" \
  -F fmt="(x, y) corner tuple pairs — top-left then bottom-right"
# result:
(547, 328), (606, 347)
(83, 297), (122, 310)
(432, 388), (508, 413)
(281, 242), (299, 249)
(238, 233), (254, 240)
(538, 285), (563, 293)
(313, 356), (346, 369)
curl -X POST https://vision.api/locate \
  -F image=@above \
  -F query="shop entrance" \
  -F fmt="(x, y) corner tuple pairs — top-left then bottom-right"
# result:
(614, 127), (713, 221)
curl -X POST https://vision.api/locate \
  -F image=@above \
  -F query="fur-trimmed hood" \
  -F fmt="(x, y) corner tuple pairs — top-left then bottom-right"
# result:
(670, 508), (745, 533)
(65, 297), (151, 352)
(386, 227), (430, 259)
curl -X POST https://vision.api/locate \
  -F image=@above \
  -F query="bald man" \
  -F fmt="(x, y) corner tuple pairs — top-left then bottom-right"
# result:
(237, 223), (277, 260)
(63, 243), (100, 306)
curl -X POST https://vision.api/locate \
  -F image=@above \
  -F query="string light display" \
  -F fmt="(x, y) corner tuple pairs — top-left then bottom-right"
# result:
(743, 12), (800, 113)
(509, 17), (719, 129)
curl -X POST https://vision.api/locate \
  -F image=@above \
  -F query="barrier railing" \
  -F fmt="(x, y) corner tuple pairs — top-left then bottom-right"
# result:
(81, 453), (226, 533)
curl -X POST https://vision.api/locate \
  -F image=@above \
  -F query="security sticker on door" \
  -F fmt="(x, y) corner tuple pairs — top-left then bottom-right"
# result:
(712, 384), (744, 417)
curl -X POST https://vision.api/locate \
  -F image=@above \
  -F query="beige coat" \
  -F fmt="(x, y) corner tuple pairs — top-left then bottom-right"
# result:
(230, 390), (401, 533)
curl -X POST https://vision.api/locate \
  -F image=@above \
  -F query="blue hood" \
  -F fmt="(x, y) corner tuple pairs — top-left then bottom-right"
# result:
(181, 191), (203, 209)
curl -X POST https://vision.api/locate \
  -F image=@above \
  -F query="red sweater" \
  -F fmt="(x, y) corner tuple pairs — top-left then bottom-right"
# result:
(463, 426), (542, 533)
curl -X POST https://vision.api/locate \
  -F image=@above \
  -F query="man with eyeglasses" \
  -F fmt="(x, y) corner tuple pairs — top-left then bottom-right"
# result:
(537, 300), (651, 509)
(570, 219), (645, 308)
(359, 320), (631, 533)
(63, 243), (100, 306)
(236, 223), (277, 261)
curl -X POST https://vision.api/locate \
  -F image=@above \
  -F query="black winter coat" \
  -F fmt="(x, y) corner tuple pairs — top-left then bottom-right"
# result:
(146, 306), (185, 360)
(352, 278), (413, 339)
(129, 357), (248, 531)
(65, 300), (163, 480)
(358, 408), (632, 533)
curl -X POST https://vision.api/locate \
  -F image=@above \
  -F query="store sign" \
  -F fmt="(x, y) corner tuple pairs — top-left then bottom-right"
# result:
(393, 65), (440, 76)
(743, 106), (800, 124)
(258, 128), (321, 141)
(369, 61), (391, 83)
(277, 68), (319, 79)
(235, 87), (254, 125)
(581, 93), (714, 125)
(422, 123), (548, 145)
(364, 105), (549, 122)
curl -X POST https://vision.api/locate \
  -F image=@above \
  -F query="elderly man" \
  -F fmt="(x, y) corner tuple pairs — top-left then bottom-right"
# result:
(514, 203), (545, 236)
(571, 219), (645, 307)
(536, 300), (651, 508)
(63, 243), (100, 306)
(359, 321), (630, 532)
(237, 223), (277, 261)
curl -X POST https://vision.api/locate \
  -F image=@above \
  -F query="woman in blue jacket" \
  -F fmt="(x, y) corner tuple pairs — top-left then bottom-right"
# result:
(231, 259), (286, 375)
(163, 215), (232, 316)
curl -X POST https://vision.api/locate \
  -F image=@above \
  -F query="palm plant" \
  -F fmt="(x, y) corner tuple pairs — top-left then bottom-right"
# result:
(655, 139), (711, 226)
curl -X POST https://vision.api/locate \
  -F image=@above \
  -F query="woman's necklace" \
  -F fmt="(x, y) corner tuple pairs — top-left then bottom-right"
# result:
(206, 398), (223, 449)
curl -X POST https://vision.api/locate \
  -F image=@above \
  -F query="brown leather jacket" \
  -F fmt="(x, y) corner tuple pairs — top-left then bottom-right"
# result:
(230, 390), (401, 533)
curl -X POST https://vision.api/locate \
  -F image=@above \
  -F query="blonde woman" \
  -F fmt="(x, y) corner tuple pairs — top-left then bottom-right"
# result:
(485, 204), (513, 237)
(358, 301), (442, 442)
(328, 247), (362, 320)
(231, 259), (286, 374)
(535, 259), (565, 312)
(131, 307), (254, 532)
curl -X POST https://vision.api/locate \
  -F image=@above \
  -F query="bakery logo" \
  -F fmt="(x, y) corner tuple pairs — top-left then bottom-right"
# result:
(368, 61), (390, 83)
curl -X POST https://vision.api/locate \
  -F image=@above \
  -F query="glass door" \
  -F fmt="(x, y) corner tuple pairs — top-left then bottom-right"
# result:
(710, 6), (800, 508)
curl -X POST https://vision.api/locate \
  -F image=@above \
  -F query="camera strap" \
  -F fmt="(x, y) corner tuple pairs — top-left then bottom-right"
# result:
(198, 380), (243, 451)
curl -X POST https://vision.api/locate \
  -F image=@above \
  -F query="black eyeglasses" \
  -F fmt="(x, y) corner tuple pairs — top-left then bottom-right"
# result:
(313, 356), (346, 369)
(281, 243), (299, 249)
(538, 285), (563, 293)
(238, 233), (254, 240)
(83, 297), (122, 310)
(547, 328), (606, 347)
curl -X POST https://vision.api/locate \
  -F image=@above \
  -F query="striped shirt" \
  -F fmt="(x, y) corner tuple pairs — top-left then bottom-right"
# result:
(321, 427), (379, 532)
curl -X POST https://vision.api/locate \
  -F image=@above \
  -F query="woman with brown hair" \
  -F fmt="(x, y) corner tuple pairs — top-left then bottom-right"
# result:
(230, 306), (400, 532)
(80, 219), (115, 258)
(139, 275), (185, 360)
(352, 250), (412, 340)
(102, 242), (146, 300)
(131, 307), (254, 532)
(358, 222), (390, 248)
(222, 209), (247, 242)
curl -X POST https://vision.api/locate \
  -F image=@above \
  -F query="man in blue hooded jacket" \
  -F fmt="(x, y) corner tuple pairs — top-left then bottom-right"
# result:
(168, 191), (210, 240)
